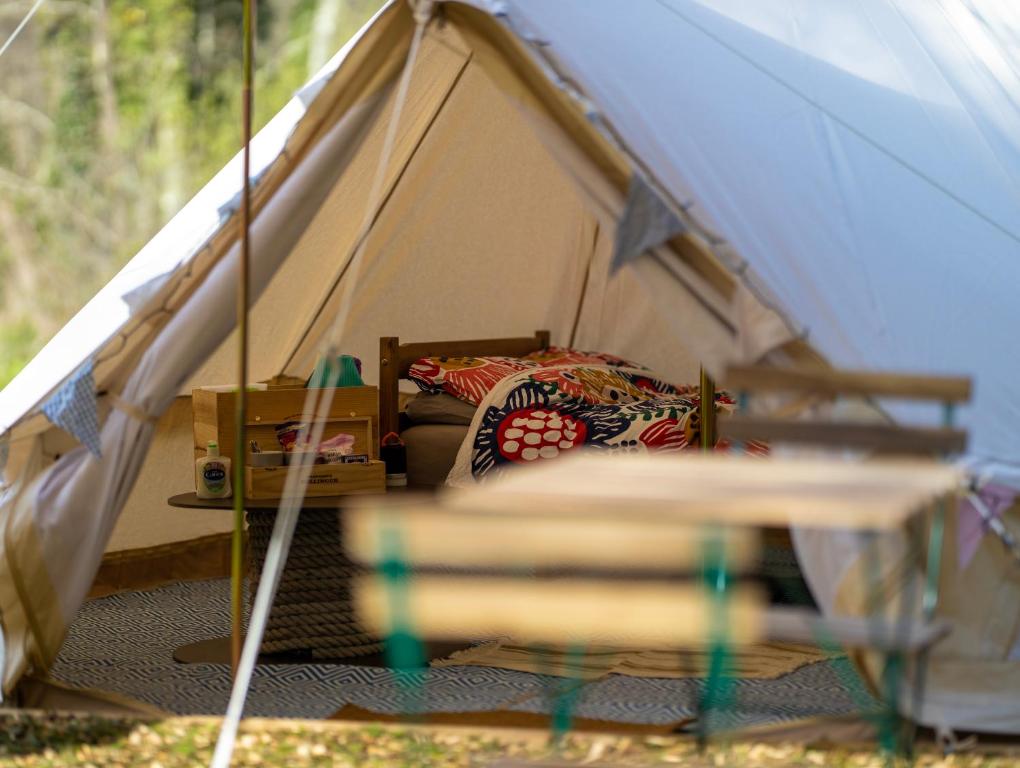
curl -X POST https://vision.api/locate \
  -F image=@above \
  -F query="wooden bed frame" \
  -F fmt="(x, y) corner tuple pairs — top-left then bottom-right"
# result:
(378, 330), (550, 439)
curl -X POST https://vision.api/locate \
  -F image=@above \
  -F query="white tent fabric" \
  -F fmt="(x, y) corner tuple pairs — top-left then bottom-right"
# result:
(484, 0), (1020, 488)
(463, 2), (1020, 729)
(0, 0), (1017, 733)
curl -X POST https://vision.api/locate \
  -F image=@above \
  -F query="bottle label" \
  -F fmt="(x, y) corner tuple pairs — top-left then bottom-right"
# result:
(203, 462), (227, 493)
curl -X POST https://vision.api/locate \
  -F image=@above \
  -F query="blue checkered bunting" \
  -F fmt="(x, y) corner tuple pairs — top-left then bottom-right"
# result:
(611, 173), (686, 273)
(41, 358), (102, 458)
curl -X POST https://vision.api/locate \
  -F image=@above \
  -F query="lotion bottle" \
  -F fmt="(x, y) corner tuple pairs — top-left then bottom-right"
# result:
(196, 440), (232, 499)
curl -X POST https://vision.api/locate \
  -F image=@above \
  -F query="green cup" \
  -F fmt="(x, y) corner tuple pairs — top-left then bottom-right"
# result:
(308, 354), (364, 388)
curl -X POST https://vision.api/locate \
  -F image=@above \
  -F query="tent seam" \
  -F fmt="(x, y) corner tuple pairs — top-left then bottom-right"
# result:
(281, 48), (474, 374)
(567, 220), (598, 348)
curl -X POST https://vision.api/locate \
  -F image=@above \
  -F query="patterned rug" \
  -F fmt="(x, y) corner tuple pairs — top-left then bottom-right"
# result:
(50, 579), (877, 728)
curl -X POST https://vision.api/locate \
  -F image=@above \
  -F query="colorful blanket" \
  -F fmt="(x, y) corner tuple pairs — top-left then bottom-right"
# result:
(448, 365), (734, 485)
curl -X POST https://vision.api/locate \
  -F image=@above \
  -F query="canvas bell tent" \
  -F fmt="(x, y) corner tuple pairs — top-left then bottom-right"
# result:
(2, 0), (1020, 733)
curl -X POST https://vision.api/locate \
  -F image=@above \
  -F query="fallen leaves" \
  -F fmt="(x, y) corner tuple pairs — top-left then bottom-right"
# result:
(0, 712), (1014, 767)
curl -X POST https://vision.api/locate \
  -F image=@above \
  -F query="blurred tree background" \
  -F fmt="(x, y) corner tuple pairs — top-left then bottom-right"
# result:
(0, 0), (384, 387)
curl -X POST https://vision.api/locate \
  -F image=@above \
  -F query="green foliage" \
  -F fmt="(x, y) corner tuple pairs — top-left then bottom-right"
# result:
(0, 0), (384, 390)
(0, 319), (38, 389)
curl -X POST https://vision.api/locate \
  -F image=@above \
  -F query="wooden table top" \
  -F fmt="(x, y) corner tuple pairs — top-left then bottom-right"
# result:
(167, 492), (385, 510)
(444, 453), (964, 530)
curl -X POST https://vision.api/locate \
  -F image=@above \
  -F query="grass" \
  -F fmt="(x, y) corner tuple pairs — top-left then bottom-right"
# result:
(0, 712), (1015, 767)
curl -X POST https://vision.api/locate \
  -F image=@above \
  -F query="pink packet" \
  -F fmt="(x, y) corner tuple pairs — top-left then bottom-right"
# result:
(317, 433), (355, 464)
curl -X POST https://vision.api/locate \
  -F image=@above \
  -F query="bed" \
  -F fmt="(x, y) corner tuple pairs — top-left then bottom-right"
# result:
(377, 333), (810, 608)
(379, 331), (550, 487)
(379, 330), (730, 488)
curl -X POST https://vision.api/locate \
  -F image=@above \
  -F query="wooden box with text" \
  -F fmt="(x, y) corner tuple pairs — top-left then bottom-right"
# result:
(245, 460), (386, 499)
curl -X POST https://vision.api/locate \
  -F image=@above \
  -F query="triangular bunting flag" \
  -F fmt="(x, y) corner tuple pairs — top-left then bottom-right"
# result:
(611, 173), (686, 273)
(41, 358), (102, 458)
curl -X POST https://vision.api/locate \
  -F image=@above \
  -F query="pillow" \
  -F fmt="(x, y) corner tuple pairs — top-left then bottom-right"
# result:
(404, 392), (478, 426)
(407, 355), (538, 405)
(522, 346), (646, 369)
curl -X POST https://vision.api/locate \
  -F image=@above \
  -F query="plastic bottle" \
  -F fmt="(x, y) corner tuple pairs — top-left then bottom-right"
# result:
(196, 440), (232, 499)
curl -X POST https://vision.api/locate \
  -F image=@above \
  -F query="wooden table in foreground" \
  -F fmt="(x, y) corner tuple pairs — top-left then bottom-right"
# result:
(167, 491), (463, 666)
(347, 453), (961, 650)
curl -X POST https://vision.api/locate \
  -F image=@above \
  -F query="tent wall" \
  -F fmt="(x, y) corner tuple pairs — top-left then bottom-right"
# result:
(106, 398), (215, 552)
(106, 21), (748, 556)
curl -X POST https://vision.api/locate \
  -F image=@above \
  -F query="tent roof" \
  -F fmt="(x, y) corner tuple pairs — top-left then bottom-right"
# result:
(460, 0), (1020, 484)
(4, 0), (1020, 484)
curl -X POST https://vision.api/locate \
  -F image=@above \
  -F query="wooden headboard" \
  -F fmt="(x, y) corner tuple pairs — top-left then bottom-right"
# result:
(378, 330), (550, 439)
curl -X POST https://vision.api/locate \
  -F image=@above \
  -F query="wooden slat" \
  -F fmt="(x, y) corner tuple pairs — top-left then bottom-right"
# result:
(725, 365), (972, 402)
(378, 336), (400, 439)
(379, 331), (549, 439)
(345, 501), (758, 571)
(357, 578), (947, 653)
(719, 417), (967, 455)
(168, 491), (381, 510)
(447, 454), (963, 531)
(355, 576), (764, 646)
(393, 331), (549, 377)
(246, 460), (385, 499)
(764, 606), (951, 652)
(667, 233), (737, 301)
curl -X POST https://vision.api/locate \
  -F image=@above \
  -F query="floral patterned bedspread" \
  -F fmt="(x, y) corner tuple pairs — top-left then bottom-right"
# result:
(447, 364), (734, 485)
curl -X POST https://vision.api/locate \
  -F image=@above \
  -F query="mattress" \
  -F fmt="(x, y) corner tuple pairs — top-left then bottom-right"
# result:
(402, 423), (469, 488)
(404, 392), (476, 426)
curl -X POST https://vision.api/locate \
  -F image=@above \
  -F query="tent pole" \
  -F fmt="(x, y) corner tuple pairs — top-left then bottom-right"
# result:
(232, 0), (255, 678)
(212, 10), (434, 766)
(699, 367), (716, 451)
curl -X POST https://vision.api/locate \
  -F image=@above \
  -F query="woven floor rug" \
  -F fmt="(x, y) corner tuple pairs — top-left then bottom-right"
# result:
(50, 579), (877, 729)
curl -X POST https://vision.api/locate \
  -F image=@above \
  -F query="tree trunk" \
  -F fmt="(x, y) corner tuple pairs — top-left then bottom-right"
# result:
(90, 0), (119, 153)
(307, 0), (343, 77)
(0, 200), (41, 320)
